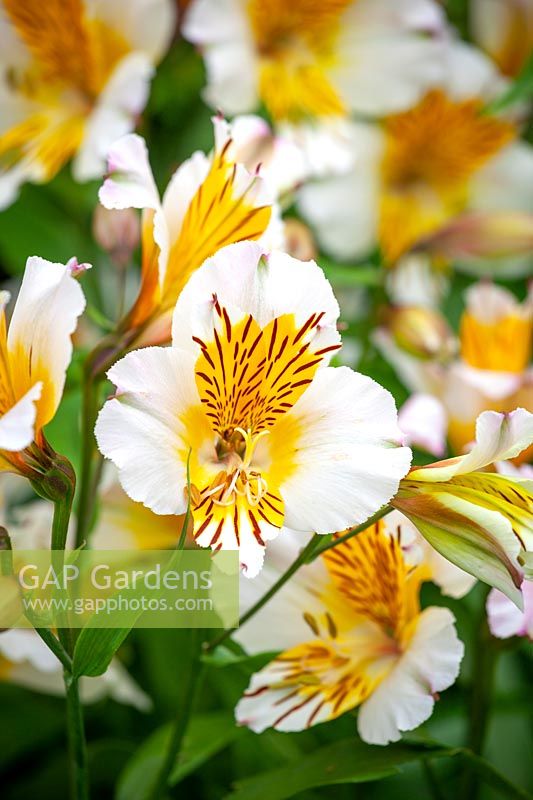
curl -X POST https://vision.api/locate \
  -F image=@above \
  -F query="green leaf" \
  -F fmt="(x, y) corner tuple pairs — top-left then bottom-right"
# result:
(72, 626), (133, 678)
(223, 739), (457, 800)
(486, 53), (533, 114)
(116, 711), (245, 800)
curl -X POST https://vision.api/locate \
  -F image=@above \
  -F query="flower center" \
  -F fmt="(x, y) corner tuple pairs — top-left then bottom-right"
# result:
(191, 428), (270, 510)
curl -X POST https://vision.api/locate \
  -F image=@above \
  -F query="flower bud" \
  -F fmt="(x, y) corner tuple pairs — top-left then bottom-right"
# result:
(93, 206), (140, 267)
(284, 219), (317, 262)
(384, 305), (455, 361)
(415, 212), (533, 260)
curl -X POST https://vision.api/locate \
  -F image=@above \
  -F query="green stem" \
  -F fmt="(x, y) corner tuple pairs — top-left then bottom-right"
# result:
(150, 628), (203, 798)
(65, 672), (89, 800)
(205, 533), (322, 653)
(461, 588), (498, 800)
(35, 628), (72, 671)
(75, 369), (101, 549)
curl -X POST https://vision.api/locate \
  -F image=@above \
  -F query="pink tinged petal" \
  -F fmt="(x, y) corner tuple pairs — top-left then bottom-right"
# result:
(398, 394), (447, 457)
(95, 347), (200, 515)
(279, 367), (412, 533)
(487, 581), (533, 640)
(357, 607), (464, 745)
(0, 383), (42, 452)
(98, 133), (160, 210)
(410, 409), (533, 482)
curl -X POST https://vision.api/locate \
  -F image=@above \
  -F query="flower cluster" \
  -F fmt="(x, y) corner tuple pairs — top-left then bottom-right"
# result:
(0, 1), (532, 797)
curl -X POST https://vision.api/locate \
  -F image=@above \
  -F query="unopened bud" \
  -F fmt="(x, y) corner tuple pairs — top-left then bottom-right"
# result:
(415, 212), (533, 260)
(284, 219), (318, 262)
(385, 305), (456, 361)
(93, 205), (140, 267)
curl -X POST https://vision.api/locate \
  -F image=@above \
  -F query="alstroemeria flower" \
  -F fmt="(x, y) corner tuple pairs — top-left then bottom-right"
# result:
(0, 257), (86, 475)
(377, 282), (533, 458)
(487, 581), (533, 640)
(99, 117), (281, 348)
(0, 0), (175, 207)
(299, 44), (533, 266)
(183, 0), (445, 123)
(95, 241), (411, 576)
(471, 0), (533, 78)
(235, 520), (463, 744)
(392, 408), (533, 605)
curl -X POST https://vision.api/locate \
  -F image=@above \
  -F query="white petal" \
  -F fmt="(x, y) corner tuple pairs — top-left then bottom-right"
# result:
(0, 383), (42, 452)
(357, 607), (463, 745)
(88, 0), (176, 62)
(470, 142), (533, 216)
(443, 41), (506, 101)
(297, 123), (382, 261)
(335, 0), (446, 115)
(73, 53), (154, 182)
(0, 629), (59, 673)
(8, 257), (86, 428)
(161, 150), (211, 246)
(96, 347), (199, 515)
(373, 329), (445, 396)
(171, 241), (340, 356)
(279, 367), (412, 533)
(228, 115), (309, 197)
(98, 133), (160, 210)
(182, 0), (257, 114)
(398, 393), (447, 457)
(412, 409), (533, 481)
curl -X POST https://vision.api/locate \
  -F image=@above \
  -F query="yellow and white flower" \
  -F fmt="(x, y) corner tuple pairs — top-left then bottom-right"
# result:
(377, 282), (533, 458)
(471, 0), (533, 78)
(0, 0), (175, 207)
(299, 43), (532, 266)
(182, 0), (445, 124)
(0, 628), (150, 708)
(392, 408), (533, 605)
(0, 256), (86, 475)
(235, 518), (463, 744)
(95, 241), (412, 576)
(99, 116), (281, 348)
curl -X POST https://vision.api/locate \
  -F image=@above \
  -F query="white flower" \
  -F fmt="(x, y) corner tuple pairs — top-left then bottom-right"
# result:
(0, 0), (175, 207)
(0, 257), (86, 473)
(95, 241), (411, 576)
(298, 43), (532, 267)
(182, 0), (445, 122)
(235, 518), (463, 744)
(377, 281), (533, 458)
